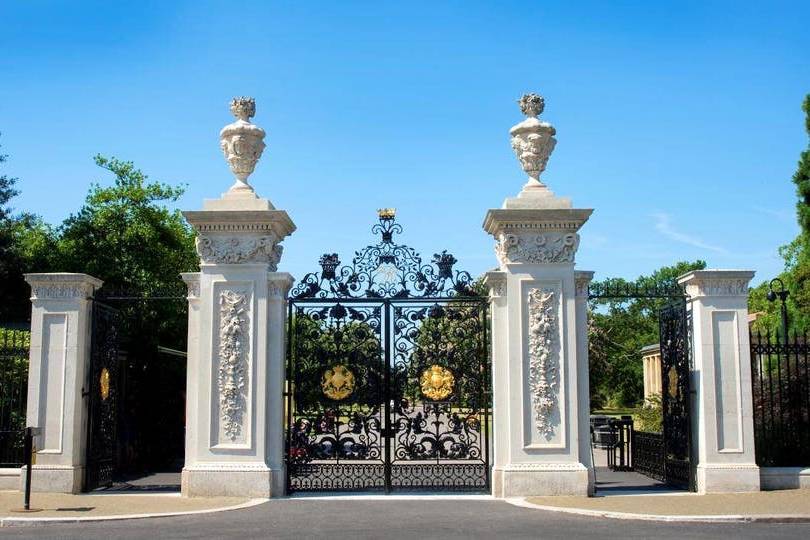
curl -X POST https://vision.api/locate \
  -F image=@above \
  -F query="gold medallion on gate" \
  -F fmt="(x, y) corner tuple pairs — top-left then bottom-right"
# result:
(420, 365), (455, 401)
(99, 368), (111, 401)
(321, 364), (356, 400)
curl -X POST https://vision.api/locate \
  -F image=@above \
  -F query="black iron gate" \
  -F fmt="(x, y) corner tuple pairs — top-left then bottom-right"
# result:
(285, 211), (490, 493)
(85, 301), (122, 491)
(588, 283), (694, 490)
(659, 299), (693, 490)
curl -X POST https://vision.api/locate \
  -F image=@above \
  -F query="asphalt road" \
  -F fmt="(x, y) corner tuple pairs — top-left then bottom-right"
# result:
(2, 499), (809, 539)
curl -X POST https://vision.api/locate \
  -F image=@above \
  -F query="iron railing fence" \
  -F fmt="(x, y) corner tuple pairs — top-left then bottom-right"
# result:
(0, 328), (30, 467)
(632, 431), (665, 482)
(750, 330), (810, 467)
(606, 417), (633, 471)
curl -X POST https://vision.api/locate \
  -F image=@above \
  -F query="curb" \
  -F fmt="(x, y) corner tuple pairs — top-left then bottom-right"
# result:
(506, 497), (810, 523)
(0, 497), (268, 527)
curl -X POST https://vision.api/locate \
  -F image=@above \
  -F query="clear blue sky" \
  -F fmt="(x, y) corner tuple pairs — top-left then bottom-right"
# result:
(2, 1), (808, 286)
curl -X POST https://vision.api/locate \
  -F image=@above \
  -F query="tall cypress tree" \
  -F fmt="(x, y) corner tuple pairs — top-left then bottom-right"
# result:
(794, 95), (810, 237)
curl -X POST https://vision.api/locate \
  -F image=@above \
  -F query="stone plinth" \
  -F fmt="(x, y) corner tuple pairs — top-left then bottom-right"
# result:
(678, 270), (760, 494)
(23, 273), (103, 493)
(483, 202), (593, 497)
(181, 195), (295, 498)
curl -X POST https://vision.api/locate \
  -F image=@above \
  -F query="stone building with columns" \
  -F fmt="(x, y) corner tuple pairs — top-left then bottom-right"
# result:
(19, 93), (769, 498)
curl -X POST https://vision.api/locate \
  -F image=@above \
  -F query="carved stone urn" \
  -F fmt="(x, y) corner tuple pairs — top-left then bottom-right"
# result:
(510, 93), (557, 189)
(220, 96), (267, 193)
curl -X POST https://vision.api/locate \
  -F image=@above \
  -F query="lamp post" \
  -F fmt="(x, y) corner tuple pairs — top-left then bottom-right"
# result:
(766, 278), (790, 340)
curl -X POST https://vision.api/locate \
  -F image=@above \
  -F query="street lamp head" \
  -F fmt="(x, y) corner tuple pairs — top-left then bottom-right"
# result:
(767, 278), (789, 303)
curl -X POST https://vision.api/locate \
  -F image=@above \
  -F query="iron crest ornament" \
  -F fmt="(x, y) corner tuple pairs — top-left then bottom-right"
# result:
(291, 210), (476, 299)
(321, 364), (356, 401)
(420, 365), (455, 401)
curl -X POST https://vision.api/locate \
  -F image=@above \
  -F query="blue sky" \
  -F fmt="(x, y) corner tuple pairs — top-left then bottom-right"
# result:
(1, 1), (808, 286)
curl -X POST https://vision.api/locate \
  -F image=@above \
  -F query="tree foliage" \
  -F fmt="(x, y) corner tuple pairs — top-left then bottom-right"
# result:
(57, 155), (196, 292)
(588, 260), (706, 409)
(749, 94), (810, 334)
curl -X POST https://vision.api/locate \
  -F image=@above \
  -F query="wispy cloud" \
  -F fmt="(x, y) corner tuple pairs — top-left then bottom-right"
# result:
(652, 212), (729, 255)
(752, 206), (794, 223)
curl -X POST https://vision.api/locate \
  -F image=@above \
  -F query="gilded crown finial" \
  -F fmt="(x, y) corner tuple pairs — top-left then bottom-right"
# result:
(377, 208), (396, 220)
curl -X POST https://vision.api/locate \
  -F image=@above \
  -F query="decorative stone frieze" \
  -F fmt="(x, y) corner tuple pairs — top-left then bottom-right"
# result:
(26, 273), (103, 300)
(218, 290), (249, 442)
(495, 232), (579, 265)
(677, 270), (755, 298)
(527, 288), (559, 439)
(197, 234), (283, 267)
(220, 97), (266, 193)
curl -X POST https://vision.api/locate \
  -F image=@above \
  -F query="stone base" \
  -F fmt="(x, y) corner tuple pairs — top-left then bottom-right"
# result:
(0, 468), (21, 490)
(760, 467), (810, 491)
(696, 463), (760, 494)
(493, 463), (590, 497)
(22, 465), (83, 493)
(181, 463), (280, 498)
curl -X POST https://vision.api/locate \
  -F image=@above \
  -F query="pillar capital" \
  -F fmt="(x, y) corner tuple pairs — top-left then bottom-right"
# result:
(24, 273), (103, 301)
(677, 270), (755, 299)
(483, 208), (592, 268)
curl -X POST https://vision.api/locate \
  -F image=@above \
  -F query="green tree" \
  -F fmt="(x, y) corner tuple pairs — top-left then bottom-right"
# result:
(56, 155), (197, 292)
(749, 95), (810, 334)
(588, 260), (706, 409)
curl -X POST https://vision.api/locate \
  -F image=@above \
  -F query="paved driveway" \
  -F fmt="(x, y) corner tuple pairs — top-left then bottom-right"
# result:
(2, 499), (809, 539)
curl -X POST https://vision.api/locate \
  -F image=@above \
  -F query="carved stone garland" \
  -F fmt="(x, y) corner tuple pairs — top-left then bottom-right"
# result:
(527, 288), (558, 438)
(495, 232), (578, 265)
(218, 290), (249, 441)
(197, 235), (283, 268)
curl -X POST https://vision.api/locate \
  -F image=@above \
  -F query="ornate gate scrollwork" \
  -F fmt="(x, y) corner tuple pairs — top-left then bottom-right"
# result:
(285, 211), (490, 493)
(85, 301), (121, 491)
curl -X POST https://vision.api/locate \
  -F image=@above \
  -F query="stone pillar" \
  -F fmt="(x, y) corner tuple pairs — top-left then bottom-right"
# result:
(677, 270), (760, 493)
(180, 97), (295, 498)
(484, 93), (594, 497)
(23, 273), (103, 493)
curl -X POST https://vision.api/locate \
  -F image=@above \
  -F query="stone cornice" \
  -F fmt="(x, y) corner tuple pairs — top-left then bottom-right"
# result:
(482, 208), (593, 236)
(183, 209), (296, 239)
(677, 270), (755, 299)
(24, 273), (103, 300)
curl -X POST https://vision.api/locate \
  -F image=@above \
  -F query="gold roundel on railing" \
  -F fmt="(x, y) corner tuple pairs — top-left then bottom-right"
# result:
(321, 364), (356, 400)
(99, 368), (111, 401)
(420, 365), (455, 401)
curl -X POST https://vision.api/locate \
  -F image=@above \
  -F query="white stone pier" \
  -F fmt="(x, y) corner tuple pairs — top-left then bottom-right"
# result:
(22, 273), (103, 493)
(180, 97), (295, 497)
(484, 94), (594, 497)
(678, 270), (760, 493)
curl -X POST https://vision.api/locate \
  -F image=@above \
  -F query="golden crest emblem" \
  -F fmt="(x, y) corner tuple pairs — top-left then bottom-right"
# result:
(420, 365), (455, 401)
(99, 367), (111, 401)
(321, 364), (356, 400)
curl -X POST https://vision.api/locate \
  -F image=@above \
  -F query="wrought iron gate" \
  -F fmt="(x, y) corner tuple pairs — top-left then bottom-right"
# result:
(588, 283), (694, 490)
(658, 299), (693, 490)
(285, 212), (490, 493)
(85, 301), (122, 491)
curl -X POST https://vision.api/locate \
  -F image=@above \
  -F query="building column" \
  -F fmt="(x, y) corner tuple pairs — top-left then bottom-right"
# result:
(23, 273), (103, 493)
(483, 93), (594, 497)
(180, 97), (295, 497)
(678, 270), (760, 493)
